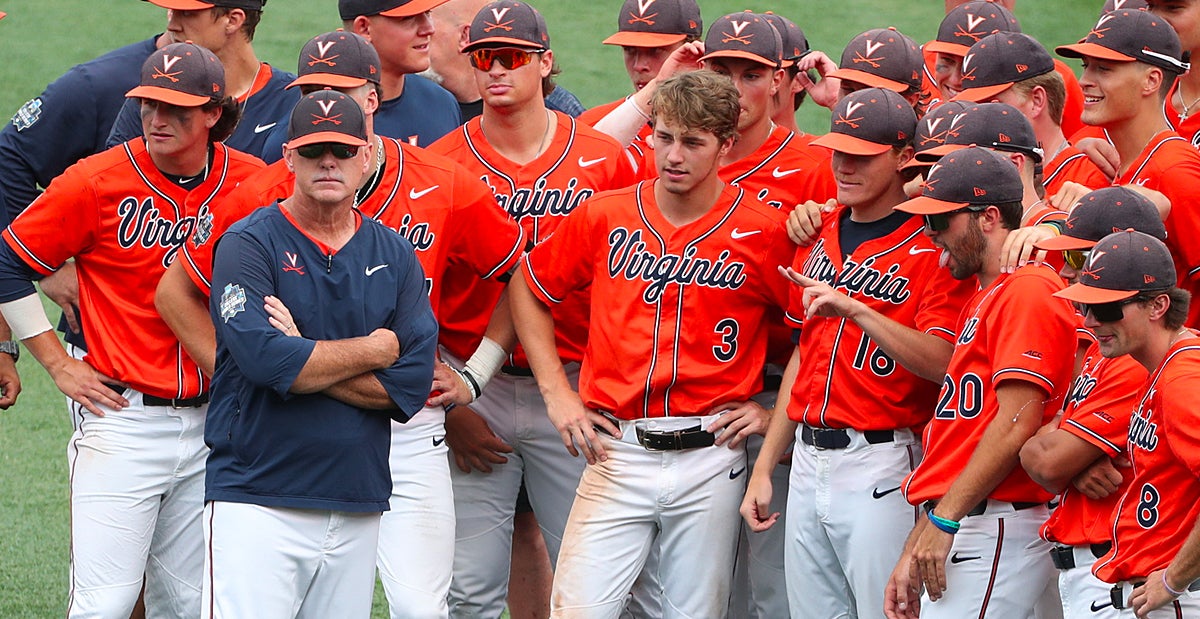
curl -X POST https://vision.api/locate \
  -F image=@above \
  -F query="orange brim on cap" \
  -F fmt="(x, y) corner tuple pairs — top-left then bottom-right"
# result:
(894, 194), (970, 215)
(286, 131), (368, 149)
(603, 31), (688, 47)
(826, 68), (908, 94)
(900, 157), (934, 170)
(379, 0), (448, 17)
(923, 40), (969, 57)
(701, 50), (778, 69)
(287, 73), (369, 90)
(954, 81), (1014, 103)
(1053, 282), (1139, 304)
(811, 132), (894, 156)
(146, 0), (216, 9)
(1056, 42), (1136, 63)
(915, 143), (968, 162)
(125, 85), (212, 107)
(1034, 235), (1099, 251)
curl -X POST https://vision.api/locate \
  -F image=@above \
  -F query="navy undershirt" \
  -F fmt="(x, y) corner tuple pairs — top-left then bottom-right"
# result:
(838, 208), (914, 258)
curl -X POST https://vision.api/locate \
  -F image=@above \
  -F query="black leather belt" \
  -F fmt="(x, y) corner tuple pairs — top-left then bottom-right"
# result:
(104, 383), (209, 408)
(1111, 581), (1144, 611)
(800, 425), (894, 449)
(500, 365), (534, 377)
(635, 425), (715, 451)
(923, 499), (1045, 518)
(1049, 542), (1112, 570)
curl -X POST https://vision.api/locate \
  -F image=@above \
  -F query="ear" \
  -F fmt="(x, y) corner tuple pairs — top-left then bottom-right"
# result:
(361, 88), (380, 116)
(1027, 85), (1048, 120)
(351, 15), (372, 40)
(457, 23), (471, 52)
(540, 49), (554, 78)
(222, 8), (246, 37)
(894, 145), (916, 170)
(1149, 292), (1172, 322)
(283, 148), (295, 172)
(719, 134), (736, 158)
(770, 68), (785, 96)
(1144, 66), (1165, 97)
(204, 105), (221, 129)
(360, 140), (375, 175)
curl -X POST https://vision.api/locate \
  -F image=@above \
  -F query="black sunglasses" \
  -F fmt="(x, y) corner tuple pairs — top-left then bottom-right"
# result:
(923, 206), (985, 232)
(1083, 297), (1143, 323)
(296, 143), (360, 160)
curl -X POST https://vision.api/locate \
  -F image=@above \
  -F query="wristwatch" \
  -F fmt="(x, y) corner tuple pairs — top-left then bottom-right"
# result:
(0, 340), (19, 362)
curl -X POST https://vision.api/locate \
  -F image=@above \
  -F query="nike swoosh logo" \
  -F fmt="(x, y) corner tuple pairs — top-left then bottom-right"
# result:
(731, 229), (760, 240)
(409, 185), (439, 200)
(365, 264), (388, 276)
(578, 156), (606, 168)
(909, 246), (937, 255)
(432, 436), (446, 447)
(729, 467), (746, 480)
(254, 122), (276, 134)
(1090, 601), (1113, 612)
(772, 167), (802, 178)
(872, 486), (901, 499)
(949, 553), (981, 564)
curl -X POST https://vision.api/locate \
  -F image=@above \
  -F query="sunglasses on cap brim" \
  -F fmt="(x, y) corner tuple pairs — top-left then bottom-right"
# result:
(468, 48), (543, 71)
(295, 143), (360, 160)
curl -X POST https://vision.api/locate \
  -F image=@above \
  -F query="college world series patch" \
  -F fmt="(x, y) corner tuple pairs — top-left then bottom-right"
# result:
(220, 283), (246, 323)
(12, 98), (43, 132)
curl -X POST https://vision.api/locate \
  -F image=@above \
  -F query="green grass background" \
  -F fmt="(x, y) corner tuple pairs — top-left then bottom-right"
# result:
(0, 1), (1102, 616)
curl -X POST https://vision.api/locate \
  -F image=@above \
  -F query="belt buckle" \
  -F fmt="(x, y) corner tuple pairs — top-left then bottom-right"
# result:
(1110, 584), (1124, 610)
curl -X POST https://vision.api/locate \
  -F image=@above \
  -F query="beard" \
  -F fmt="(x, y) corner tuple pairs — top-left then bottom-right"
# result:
(947, 214), (987, 280)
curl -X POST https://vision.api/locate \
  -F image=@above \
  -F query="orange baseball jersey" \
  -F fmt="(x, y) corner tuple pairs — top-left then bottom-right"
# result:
(579, 97), (657, 181)
(180, 137), (526, 319)
(921, 46), (1084, 137)
(3, 140), (264, 399)
(1040, 342), (1146, 547)
(719, 125), (836, 214)
(1109, 131), (1200, 326)
(902, 264), (1077, 505)
(1043, 143), (1109, 198)
(430, 111), (638, 363)
(522, 181), (793, 419)
(786, 208), (975, 430)
(1094, 340), (1200, 583)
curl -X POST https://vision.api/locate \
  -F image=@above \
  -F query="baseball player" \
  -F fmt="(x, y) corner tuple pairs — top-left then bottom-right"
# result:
(0, 42), (263, 618)
(427, 2), (637, 615)
(1051, 230), (1200, 618)
(155, 30), (526, 619)
(762, 11), (813, 136)
(920, 0), (1085, 135)
(1058, 9), (1200, 327)
(884, 147), (1078, 619)
(1018, 187), (1167, 619)
(203, 90), (438, 618)
(743, 88), (975, 619)
(821, 27), (926, 112)
(951, 32), (1108, 198)
(512, 68), (794, 619)
(253, 0), (465, 163)
(427, 0), (585, 123)
(106, 0), (298, 159)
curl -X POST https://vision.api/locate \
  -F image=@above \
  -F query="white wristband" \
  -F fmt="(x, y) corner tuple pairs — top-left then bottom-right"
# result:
(1, 293), (54, 340)
(464, 336), (507, 394)
(594, 95), (651, 148)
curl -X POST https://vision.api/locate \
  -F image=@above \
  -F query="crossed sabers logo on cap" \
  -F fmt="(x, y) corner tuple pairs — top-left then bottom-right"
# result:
(722, 20), (754, 46)
(310, 99), (343, 126)
(1091, 14), (1115, 40)
(628, 0), (658, 25)
(961, 53), (977, 82)
(153, 54), (184, 83)
(1081, 249), (1107, 280)
(834, 100), (866, 129)
(919, 165), (943, 194)
(920, 116), (949, 146)
(953, 13), (991, 42)
(485, 7), (514, 32)
(853, 39), (886, 68)
(308, 41), (340, 67)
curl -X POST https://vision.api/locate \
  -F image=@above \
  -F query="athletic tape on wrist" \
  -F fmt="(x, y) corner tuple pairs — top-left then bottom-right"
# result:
(1, 293), (54, 340)
(594, 95), (650, 147)
(464, 336), (506, 393)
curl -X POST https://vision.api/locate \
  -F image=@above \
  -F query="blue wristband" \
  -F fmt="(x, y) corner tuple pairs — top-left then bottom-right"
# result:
(927, 510), (961, 534)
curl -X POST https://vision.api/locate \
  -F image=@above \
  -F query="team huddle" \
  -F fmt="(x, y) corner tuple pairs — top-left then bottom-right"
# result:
(3, 0), (1200, 618)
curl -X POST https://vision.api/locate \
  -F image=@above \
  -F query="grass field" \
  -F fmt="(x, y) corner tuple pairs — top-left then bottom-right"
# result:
(0, 0), (1103, 616)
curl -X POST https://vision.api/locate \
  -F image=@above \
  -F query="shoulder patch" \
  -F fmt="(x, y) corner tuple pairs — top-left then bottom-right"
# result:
(220, 283), (247, 323)
(12, 98), (43, 132)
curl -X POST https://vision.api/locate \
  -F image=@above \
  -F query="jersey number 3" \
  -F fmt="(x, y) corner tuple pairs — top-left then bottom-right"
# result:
(713, 319), (739, 363)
